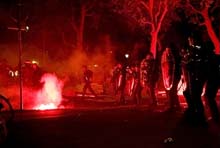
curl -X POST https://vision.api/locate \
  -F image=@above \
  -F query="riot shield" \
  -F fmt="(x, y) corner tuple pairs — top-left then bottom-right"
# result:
(161, 48), (175, 90)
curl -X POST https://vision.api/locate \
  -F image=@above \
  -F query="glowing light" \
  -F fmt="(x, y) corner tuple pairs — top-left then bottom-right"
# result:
(32, 60), (38, 65)
(93, 64), (98, 68)
(15, 71), (19, 77)
(34, 73), (63, 110)
(9, 70), (14, 77)
(25, 26), (29, 32)
(35, 103), (56, 110)
(125, 53), (129, 59)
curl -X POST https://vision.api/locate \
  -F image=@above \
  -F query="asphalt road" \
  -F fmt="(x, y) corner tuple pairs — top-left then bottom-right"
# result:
(2, 106), (220, 148)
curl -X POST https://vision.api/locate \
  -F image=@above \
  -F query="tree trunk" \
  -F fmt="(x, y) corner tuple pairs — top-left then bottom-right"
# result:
(150, 31), (158, 59)
(77, 5), (86, 51)
(203, 13), (220, 54)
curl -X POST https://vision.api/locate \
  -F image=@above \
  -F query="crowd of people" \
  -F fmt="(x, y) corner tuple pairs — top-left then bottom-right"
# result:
(81, 32), (220, 127)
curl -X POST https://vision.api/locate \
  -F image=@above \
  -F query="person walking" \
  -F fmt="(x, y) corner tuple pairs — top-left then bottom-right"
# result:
(82, 65), (97, 98)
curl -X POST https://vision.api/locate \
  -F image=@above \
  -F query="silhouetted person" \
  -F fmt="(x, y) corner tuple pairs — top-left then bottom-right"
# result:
(131, 64), (142, 105)
(204, 42), (220, 123)
(32, 63), (43, 87)
(117, 63), (127, 104)
(112, 63), (123, 95)
(82, 65), (97, 98)
(102, 65), (109, 95)
(140, 52), (158, 106)
(181, 34), (210, 126)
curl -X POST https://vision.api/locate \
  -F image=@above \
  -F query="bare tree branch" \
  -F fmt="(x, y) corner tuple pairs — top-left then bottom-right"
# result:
(210, 0), (220, 13)
(155, 1), (162, 24)
(70, 18), (78, 33)
(139, 17), (153, 26)
(156, 0), (168, 32)
(140, 0), (154, 27)
(198, 22), (205, 26)
(10, 16), (18, 23)
(149, 0), (154, 14)
(136, 7), (142, 17)
(186, 0), (203, 14)
(211, 5), (220, 12)
(111, 0), (181, 57)
(85, 0), (96, 13)
(140, 0), (149, 12)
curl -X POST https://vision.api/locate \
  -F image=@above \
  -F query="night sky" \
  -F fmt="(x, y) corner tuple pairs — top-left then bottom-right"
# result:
(0, 0), (144, 61)
(0, 0), (219, 65)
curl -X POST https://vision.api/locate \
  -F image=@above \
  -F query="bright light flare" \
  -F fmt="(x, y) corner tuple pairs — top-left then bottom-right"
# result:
(34, 73), (63, 110)
(25, 26), (29, 32)
(125, 53), (129, 59)
(35, 103), (56, 110)
(31, 60), (38, 65)
(93, 64), (98, 68)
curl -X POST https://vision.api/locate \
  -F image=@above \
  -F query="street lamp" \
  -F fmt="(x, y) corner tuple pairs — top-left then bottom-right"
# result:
(125, 53), (129, 59)
(7, 0), (28, 110)
(7, 26), (29, 32)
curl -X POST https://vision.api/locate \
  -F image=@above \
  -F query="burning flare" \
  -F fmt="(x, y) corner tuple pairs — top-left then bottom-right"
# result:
(34, 73), (63, 110)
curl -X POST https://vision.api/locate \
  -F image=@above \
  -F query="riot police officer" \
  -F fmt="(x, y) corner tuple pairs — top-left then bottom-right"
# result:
(140, 52), (158, 106)
(181, 34), (211, 125)
(112, 63), (126, 104)
(130, 63), (142, 105)
(112, 63), (123, 95)
(204, 50), (220, 123)
(82, 65), (97, 98)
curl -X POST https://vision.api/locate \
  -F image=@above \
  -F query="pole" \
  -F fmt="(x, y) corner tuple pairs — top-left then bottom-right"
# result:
(17, 0), (23, 110)
(7, 0), (27, 110)
(18, 28), (23, 110)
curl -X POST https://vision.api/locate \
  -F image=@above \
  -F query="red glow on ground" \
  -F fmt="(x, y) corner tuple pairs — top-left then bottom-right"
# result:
(34, 73), (63, 110)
